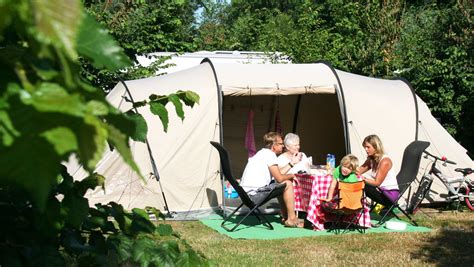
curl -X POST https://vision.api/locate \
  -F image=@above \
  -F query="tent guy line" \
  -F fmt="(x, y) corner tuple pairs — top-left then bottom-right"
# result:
(119, 79), (173, 218)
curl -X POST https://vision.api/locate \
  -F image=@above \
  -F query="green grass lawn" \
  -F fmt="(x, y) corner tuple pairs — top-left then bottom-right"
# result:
(164, 208), (474, 266)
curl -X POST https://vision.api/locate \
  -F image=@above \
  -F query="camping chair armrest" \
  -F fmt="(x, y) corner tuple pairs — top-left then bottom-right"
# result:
(321, 197), (341, 203)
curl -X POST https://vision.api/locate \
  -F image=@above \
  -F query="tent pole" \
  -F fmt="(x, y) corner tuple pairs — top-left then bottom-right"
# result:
(119, 79), (174, 218)
(201, 58), (227, 217)
(316, 60), (351, 154)
(395, 77), (420, 140)
(217, 86), (227, 217)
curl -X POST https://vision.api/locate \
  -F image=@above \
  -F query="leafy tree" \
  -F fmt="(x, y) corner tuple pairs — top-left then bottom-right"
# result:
(392, 2), (473, 148)
(316, 0), (405, 76)
(196, 0), (403, 69)
(196, 0), (233, 50)
(82, 0), (200, 92)
(0, 0), (206, 265)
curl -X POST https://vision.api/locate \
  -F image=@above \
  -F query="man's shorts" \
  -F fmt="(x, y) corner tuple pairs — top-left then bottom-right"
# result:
(249, 183), (286, 204)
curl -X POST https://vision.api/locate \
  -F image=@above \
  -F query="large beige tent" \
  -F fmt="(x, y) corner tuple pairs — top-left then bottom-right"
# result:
(68, 59), (473, 218)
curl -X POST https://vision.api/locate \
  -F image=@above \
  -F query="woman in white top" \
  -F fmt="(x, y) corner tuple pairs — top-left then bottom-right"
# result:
(277, 133), (309, 174)
(357, 134), (400, 203)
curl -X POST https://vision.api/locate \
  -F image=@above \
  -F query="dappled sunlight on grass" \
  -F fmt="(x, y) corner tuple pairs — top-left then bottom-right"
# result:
(408, 209), (474, 266)
(164, 209), (474, 266)
(411, 229), (474, 266)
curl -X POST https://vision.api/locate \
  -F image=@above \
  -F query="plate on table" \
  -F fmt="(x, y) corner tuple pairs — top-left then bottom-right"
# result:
(309, 167), (327, 176)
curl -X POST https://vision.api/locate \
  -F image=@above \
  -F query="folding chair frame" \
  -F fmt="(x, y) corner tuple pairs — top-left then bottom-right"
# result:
(221, 185), (285, 232)
(210, 141), (285, 232)
(370, 140), (430, 227)
(326, 181), (367, 234)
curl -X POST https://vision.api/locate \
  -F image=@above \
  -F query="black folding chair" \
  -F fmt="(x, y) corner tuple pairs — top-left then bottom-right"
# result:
(210, 141), (286, 232)
(367, 140), (430, 226)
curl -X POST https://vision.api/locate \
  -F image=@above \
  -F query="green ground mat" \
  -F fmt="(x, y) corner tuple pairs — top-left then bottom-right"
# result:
(199, 214), (431, 240)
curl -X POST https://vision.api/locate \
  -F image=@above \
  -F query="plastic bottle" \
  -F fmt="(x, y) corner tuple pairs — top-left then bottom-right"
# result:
(224, 181), (238, 198)
(227, 185), (233, 199)
(330, 154), (336, 170)
(224, 182), (232, 199)
(326, 154), (336, 174)
(326, 154), (332, 173)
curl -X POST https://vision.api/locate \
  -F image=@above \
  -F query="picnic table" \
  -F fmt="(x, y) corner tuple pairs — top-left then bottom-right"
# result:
(293, 172), (372, 230)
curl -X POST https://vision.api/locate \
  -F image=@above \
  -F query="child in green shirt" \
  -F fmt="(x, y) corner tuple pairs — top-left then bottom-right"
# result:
(321, 154), (359, 202)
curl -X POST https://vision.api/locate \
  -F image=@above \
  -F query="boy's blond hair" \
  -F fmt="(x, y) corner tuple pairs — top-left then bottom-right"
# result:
(340, 154), (359, 172)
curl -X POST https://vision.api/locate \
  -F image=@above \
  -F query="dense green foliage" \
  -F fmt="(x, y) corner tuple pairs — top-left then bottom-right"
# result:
(0, 0), (205, 265)
(196, 0), (473, 155)
(392, 3), (473, 143)
(82, 0), (200, 92)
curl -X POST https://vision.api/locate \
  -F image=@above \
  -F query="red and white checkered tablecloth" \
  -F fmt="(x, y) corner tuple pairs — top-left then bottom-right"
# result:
(293, 174), (371, 230)
(293, 173), (316, 211)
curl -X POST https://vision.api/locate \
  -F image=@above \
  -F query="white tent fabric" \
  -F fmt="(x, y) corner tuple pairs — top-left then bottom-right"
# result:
(338, 70), (418, 174)
(216, 63), (337, 96)
(69, 64), (223, 217)
(68, 60), (473, 218)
